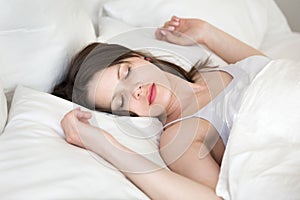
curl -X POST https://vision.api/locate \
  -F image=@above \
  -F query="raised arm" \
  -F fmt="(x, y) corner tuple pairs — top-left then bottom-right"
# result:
(61, 109), (222, 200)
(155, 16), (265, 64)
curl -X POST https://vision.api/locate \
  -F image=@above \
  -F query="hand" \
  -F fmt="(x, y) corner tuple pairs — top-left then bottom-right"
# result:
(61, 108), (128, 155)
(155, 16), (209, 46)
(60, 107), (92, 148)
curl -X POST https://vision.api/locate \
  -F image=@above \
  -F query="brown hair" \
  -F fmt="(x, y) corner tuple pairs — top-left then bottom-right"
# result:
(52, 42), (209, 112)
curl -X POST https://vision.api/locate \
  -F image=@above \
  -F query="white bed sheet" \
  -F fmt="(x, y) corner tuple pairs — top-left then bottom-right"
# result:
(1, 0), (300, 199)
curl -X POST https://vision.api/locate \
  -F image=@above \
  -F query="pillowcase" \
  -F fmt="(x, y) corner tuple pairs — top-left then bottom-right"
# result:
(98, 17), (227, 69)
(0, 0), (96, 103)
(102, 0), (269, 48)
(78, 0), (112, 36)
(0, 84), (7, 134)
(0, 85), (163, 199)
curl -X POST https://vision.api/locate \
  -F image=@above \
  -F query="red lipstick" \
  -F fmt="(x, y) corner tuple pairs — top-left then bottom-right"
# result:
(148, 83), (156, 105)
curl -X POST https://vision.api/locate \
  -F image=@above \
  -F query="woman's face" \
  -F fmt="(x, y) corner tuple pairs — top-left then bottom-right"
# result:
(87, 56), (174, 117)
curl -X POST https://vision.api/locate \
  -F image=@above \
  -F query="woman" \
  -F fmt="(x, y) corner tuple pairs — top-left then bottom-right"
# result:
(53, 16), (270, 199)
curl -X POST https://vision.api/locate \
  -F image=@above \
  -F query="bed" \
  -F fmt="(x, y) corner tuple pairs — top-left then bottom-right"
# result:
(0, 0), (300, 199)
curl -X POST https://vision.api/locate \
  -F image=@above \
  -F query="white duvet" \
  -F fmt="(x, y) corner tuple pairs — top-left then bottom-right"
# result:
(216, 59), (300, 200)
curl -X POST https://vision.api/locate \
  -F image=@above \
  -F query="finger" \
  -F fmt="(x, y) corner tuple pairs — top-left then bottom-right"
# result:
(77, 110), (92, 120)
(167, 25), (175, 31)
(170, 16), (180, 26)
(81, 118), (91, 125)
(163, 21), (170, 28)
(155, 28), (167, 41)
(155, 28), (162, 40)
(156, 28), (182, 44)
(163, 21), (175, 28)
(72, 110), (92, 126)
(171, 15), (180, 22)
(162, 30), (186, 46)
(170, 21), (179, 27)
(61, 110), (78, 128)
(163, 16), (180, 29)
(70, 108), (92, 120)
(61, 109), (84, 133)
(162, 21), (176, 31)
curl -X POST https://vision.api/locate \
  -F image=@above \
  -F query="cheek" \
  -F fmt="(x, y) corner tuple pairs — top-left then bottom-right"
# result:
(150, 85), (173, 116)
(156, 84), (172, 107)
(128, 98), (148, 116)
(127, 85), (172, 117)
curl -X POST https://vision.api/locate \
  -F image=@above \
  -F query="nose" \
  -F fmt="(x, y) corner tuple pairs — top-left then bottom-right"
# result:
(133, 85), (142, 99)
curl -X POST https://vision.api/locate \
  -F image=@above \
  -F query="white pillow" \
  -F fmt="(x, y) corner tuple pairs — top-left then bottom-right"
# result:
(0, 84), (7, 134)
(78, 0), (112, 36)
(0, 0), (96, 103)
(0, 85), (163, 199)
(103, 0), (269, 48)
(98, 17), (227, 69)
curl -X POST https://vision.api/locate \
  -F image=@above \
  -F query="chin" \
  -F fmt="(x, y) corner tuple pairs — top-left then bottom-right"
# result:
(148, 104), (167, 118)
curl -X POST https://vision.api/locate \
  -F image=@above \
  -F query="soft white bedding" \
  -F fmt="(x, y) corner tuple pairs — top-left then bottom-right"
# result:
(216, 59), (300, 200)
(0, 85), (161, 199)
(0, 0), (96, 103)
(261, 32), (300, 61)
(0, 85), (7, 133)
(1, 0), (300, 199)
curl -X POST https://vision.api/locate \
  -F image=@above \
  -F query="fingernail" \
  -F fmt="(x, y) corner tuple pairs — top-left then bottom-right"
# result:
(160, 30), (166, 35)
(168, 26), (175, 31)
(172, 21), (179, 26)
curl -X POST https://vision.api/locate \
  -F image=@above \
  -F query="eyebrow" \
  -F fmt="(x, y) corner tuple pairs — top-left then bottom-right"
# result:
(117, 64), (121, 80)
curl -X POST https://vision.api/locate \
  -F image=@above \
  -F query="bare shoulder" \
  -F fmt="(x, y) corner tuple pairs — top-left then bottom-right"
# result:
(159, 118), (210, 150)
(159, 117), (225, 165)
(159, 118), (222, 188)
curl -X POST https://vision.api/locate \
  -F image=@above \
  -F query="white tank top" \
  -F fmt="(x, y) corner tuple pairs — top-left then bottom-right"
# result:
(163, 55), (271, 145)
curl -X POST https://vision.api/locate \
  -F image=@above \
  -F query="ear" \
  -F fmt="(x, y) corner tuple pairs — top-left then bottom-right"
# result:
(144, 56), (151, 61)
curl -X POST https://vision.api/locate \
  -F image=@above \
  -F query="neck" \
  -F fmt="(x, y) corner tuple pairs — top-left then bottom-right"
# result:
(162, 73), (208, 125)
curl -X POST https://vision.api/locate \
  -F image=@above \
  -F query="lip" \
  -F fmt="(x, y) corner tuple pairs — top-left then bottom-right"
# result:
(148, 83), (156, 105)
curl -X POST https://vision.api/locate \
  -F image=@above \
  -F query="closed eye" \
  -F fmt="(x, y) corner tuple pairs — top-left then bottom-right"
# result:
(125, 65), (131, 79)
(118, 62), (132, 80)
(112, 94), (124, 111)
(120, 95), (124, 108)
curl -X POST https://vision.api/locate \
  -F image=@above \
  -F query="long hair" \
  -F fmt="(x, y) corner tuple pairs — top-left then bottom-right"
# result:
(52, 42), (210, 112)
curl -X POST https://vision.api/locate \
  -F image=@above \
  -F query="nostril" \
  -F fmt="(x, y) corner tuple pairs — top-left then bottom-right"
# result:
(136, 86), (142, 98)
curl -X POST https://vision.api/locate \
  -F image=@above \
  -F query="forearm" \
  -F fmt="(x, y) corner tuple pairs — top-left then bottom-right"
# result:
(78, 124), (222, 200)
(202, 22), (265, 64)
(124, 162), (222, 200)
(132, 171), (220, 200)
(105, 143), (221, 200)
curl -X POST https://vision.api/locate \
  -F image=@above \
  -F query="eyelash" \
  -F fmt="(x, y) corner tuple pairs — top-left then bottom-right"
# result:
(121, 66), (131, 108)
(118, 64), (131, 109)
(125, 65), (131, 79)
(119, 95), (124, 108)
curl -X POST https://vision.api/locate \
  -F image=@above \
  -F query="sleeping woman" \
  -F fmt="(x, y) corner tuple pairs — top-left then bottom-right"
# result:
(52, 16), (270, 199)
